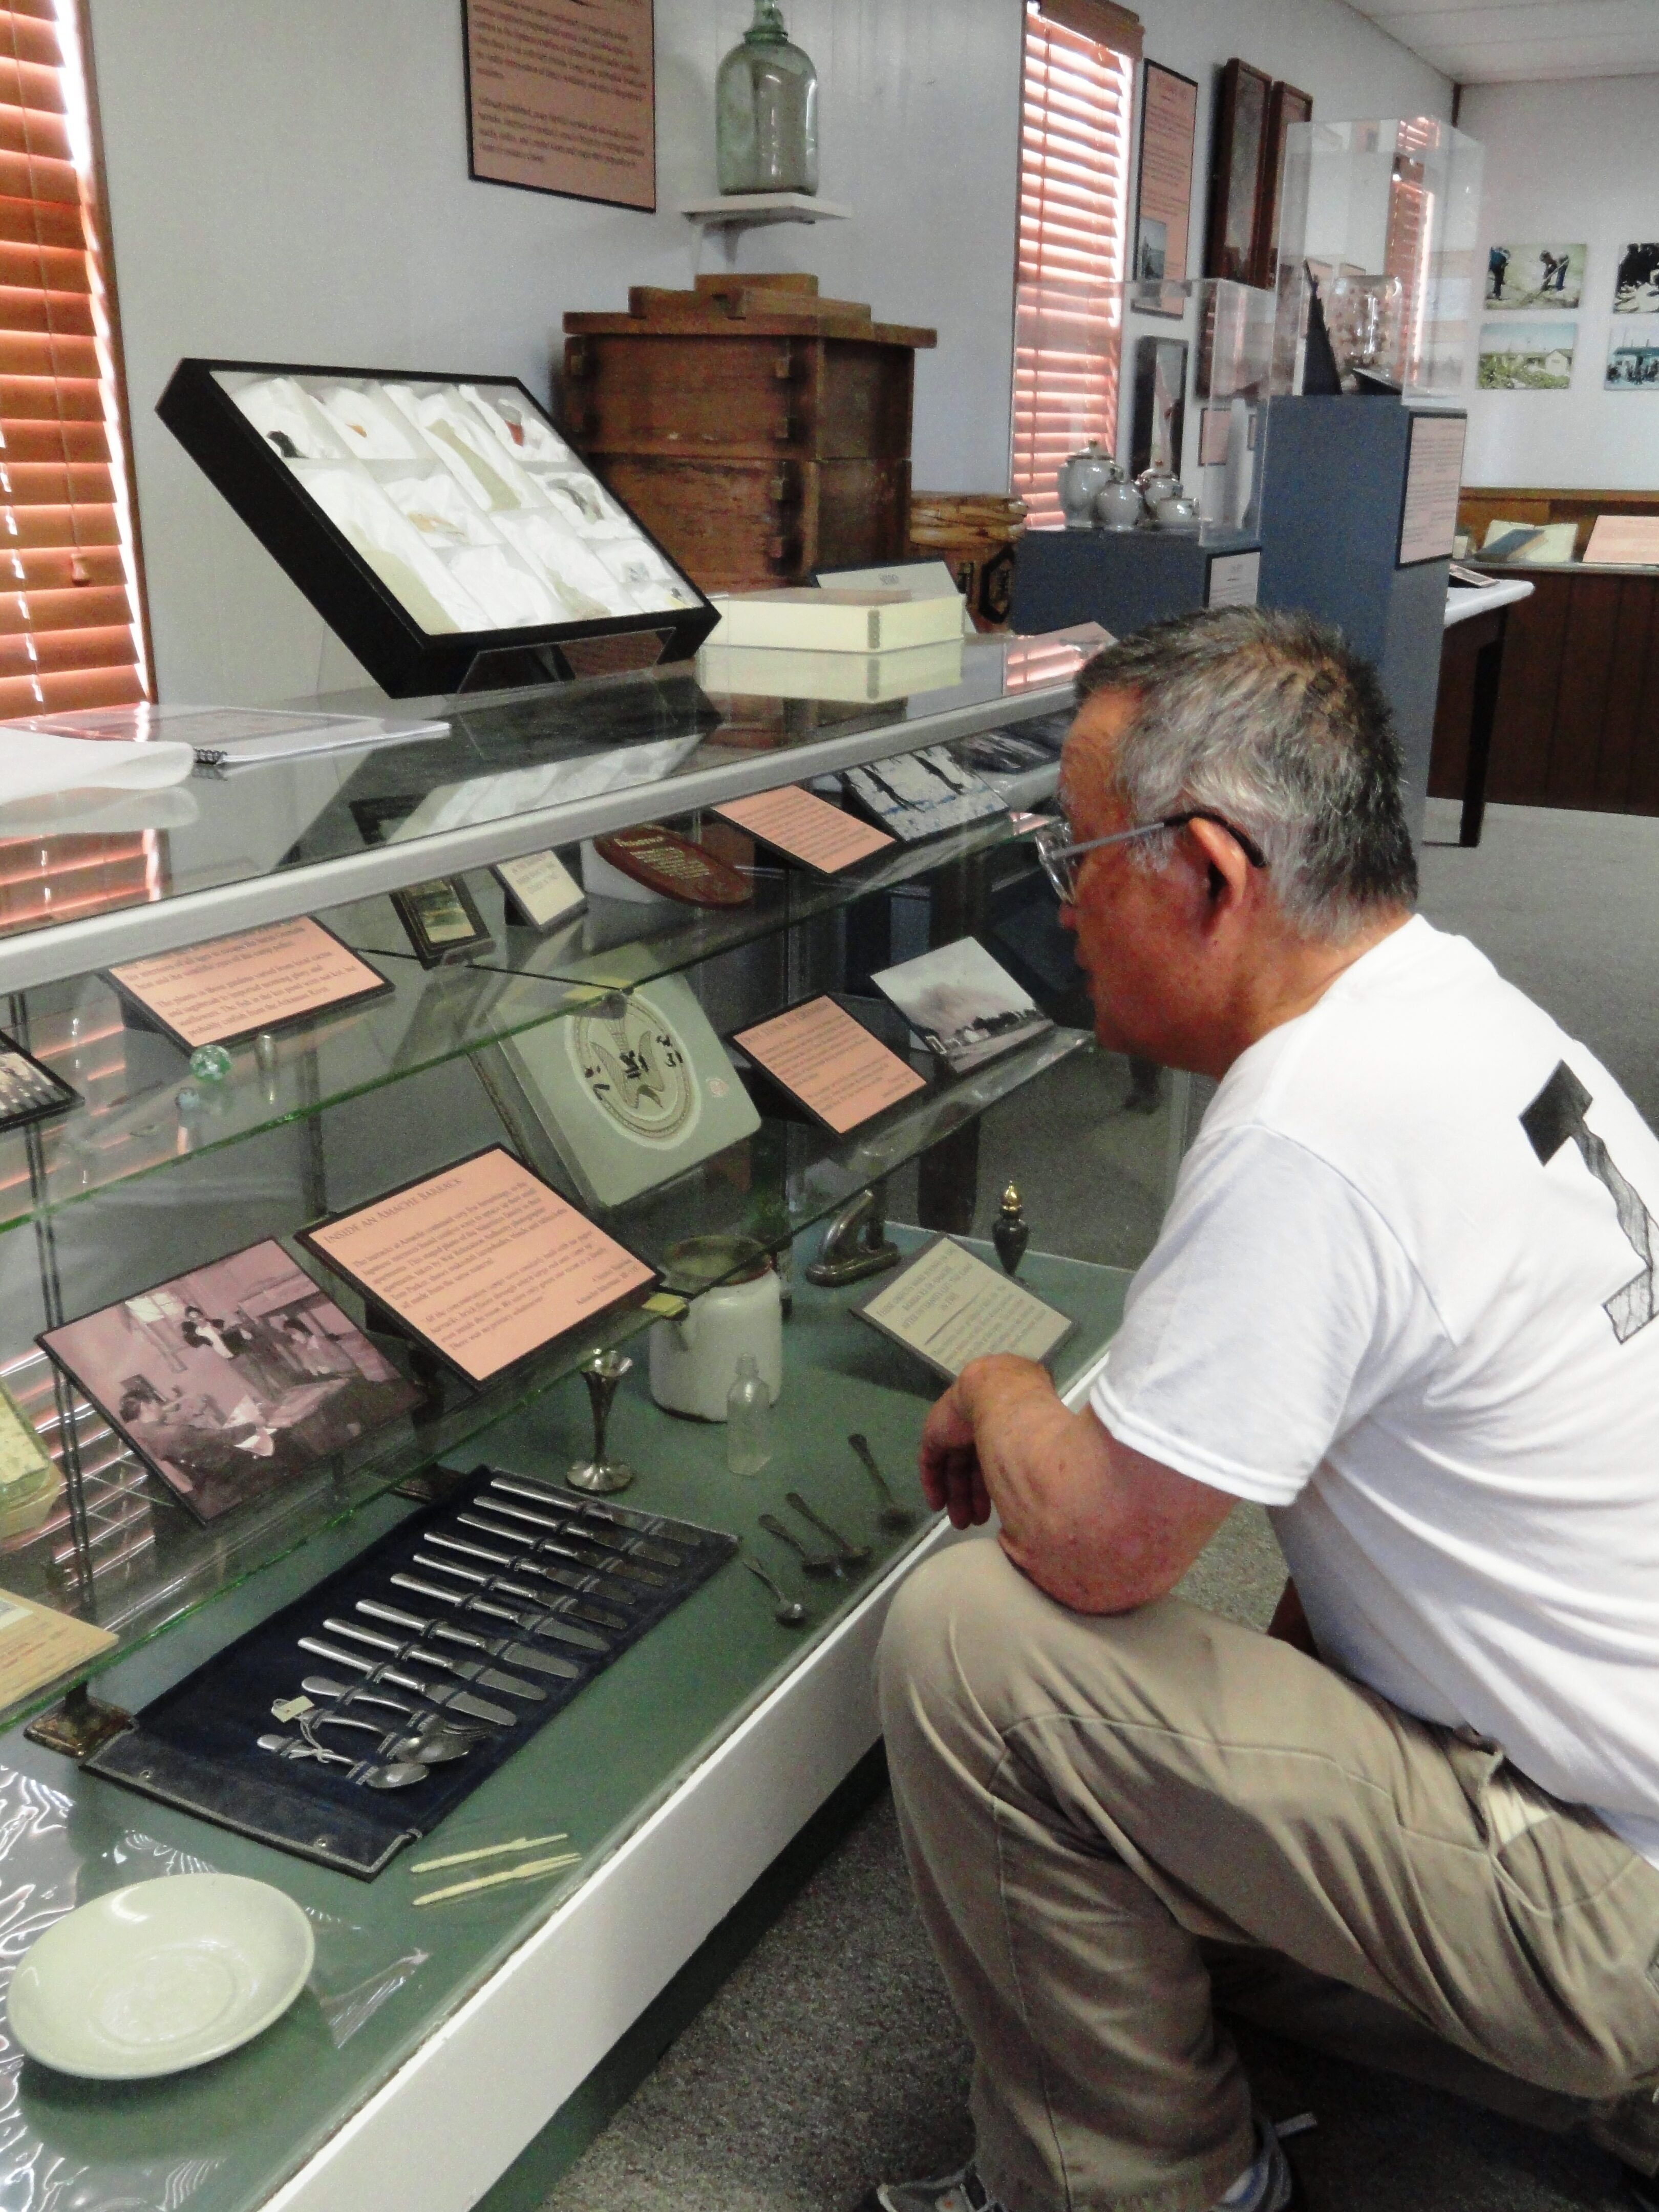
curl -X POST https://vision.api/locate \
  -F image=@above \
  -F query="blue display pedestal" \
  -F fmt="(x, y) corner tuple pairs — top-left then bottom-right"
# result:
(1255, 396), (1462, 841)
(1010, 527), (1261, 640)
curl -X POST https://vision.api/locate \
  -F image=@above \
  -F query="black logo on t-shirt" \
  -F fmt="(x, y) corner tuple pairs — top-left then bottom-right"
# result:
(1522, 1060), (1658, 1343)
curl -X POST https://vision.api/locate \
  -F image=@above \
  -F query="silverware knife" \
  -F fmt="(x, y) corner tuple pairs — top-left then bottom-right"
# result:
(395, 1569), (612, 1653)
(296, 1636), (514, 1727)
(458, 1504), (668, 1592)
(355, 1599), (580, 1681)
(486, 1477), (684, 1567)
(322, 1617), (546, 1701)
(421, 1533), (633, 1621)
(464, 1503), (669, 1588)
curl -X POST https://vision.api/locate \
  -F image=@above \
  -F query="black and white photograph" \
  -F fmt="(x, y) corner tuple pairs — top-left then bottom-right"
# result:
(843, 745), (1007, 842)
(870, 936), (1053, 1076)
(1614, 242), (1659, 314)
(40, 1241), (420, 1524)
(1607, 321), (1659, 388)
(389, 874), (494, 967)
(0, 1033), (78, 1133)
(1484, 242), (1586, 311)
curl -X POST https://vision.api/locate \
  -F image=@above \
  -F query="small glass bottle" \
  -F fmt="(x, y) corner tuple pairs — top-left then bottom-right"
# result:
(726, 1353), (774, 1475)
(716, 0), (819, 197)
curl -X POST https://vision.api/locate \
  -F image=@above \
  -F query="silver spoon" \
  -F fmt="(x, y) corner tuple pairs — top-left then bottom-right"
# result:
(848, 1432), (918, 1532)
(741, 1552), (807, 1627)
(256, 1731), (429, 1791)
(787, 1491), (871, 1569)
(300, 1710), (474, 1766)
(759, 1511), (839, 1578)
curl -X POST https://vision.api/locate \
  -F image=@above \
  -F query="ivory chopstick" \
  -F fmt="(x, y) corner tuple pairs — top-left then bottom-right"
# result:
(413, 1852), (581, 1905)
(410, 1832), (569, 1874)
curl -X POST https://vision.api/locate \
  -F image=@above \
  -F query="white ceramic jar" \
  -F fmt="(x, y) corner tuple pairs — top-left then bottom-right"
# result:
(649, 1236), (783, 1422)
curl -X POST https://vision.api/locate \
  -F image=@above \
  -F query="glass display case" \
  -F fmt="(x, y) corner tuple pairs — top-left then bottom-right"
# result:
(0, 630), (1203, 2209)
(1273, 117), (1485, 400)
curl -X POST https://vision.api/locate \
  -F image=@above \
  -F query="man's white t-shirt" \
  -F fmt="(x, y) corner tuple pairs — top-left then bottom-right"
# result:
(1091, 915), (1659, 1862)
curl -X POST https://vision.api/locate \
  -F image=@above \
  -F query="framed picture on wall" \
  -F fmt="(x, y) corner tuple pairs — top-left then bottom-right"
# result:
(1484, 242), (1586, 311)
(1203, 58), (1271, 284)
(1131, 337), (1189, 478)
(1248, 79), (1312, 291)
(1613, 245), (1659, 315)
(1133, 60), (1199, 319)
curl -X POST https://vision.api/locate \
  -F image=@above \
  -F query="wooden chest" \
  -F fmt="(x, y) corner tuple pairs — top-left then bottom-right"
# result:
(563, 274), (936, 592)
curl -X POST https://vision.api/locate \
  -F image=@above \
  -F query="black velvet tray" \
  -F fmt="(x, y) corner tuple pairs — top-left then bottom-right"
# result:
(86, 1464), (735, 1877)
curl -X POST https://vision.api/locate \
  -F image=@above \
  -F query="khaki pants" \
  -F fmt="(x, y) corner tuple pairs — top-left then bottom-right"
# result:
(877, 1538), (1659, 2212)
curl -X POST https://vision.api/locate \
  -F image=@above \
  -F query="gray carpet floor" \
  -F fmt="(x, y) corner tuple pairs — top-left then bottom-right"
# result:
(542, 797), (1656, 2212)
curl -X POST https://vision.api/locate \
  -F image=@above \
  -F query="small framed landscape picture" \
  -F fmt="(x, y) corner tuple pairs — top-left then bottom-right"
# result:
(1484, 242), (1586, 311)
(1477, 323), (1576, 391)
(1614, 245), (1659, 314)
(389, 876), (493, 967)
(1607, 322), (1659, 391)
(0, 1033), (77, 1134)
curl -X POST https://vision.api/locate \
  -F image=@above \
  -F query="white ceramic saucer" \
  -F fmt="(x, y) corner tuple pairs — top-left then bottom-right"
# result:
(9, 1872), (315, 2078)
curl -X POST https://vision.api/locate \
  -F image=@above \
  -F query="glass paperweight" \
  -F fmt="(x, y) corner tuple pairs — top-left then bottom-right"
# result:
(716, 0), (819, 196)
(188, 1043), (232, 1083)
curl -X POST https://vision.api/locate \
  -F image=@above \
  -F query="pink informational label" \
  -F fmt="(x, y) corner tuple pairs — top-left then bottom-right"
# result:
(109, 916), (388, 1049)
(735, 996), (925, 1135)
(714, 785), (895, 874)
(305, 1148), (654, 1385)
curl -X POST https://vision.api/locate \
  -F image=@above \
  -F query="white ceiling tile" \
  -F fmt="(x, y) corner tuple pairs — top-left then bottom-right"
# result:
(1348, 0), (1659, 80)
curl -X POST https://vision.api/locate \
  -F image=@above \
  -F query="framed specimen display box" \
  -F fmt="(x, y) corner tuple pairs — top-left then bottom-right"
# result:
(158, 358), (718, 695)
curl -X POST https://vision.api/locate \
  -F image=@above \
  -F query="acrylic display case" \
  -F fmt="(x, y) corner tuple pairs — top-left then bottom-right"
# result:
(1273, 118), (1485, 400)
(157, 360), (719, 696)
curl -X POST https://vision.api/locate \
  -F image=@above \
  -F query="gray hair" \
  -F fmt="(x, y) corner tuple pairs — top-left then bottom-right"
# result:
(1074, 606), (1417, 941)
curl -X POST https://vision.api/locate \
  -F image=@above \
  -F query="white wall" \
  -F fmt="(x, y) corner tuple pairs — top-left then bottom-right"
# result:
(1460, 74), (1659, 491)
(86, 0), (1447, 706)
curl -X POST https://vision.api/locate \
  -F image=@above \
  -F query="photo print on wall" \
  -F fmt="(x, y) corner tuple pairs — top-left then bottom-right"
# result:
(1477, 322), (1576, 390)
(1607, 322), (1659, 390)
(1614, 245), (1659, 314)
(1484, 242), (1585, 311)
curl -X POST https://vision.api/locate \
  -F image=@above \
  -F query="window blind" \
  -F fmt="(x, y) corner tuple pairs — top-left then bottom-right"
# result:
(1010, 2), (1137, 530)
(0, 0), (147, 720)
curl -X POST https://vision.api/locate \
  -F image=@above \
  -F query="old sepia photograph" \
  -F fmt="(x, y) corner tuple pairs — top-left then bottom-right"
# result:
(871, 937), (1052, 1076)
(40, 1240), (420, 1523)
(1484, 242), (1585, 311)
(1614, 243), (1659, 314)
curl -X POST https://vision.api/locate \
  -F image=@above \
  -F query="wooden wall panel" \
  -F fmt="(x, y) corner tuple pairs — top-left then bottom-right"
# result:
(1596, 579), (1656, 810)
(1485, 576), (1570, 804)
(1546, 576), (1624, 811)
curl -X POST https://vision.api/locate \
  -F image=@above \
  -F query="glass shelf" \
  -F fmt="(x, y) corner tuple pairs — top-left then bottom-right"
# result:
(0, 636), (1088, 996)
(338, 803), (1047, 995)
(0, 1008), (1090, 1734)
(0, 932), (589, 1235)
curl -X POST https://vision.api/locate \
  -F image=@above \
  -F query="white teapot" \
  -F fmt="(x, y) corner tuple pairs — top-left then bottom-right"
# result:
(1056, 440), (1120, 530)
(649, 1235), (783, 1422)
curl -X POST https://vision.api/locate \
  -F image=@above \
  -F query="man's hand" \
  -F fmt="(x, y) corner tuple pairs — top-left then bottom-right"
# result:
(919, 1353), (1236, 1613)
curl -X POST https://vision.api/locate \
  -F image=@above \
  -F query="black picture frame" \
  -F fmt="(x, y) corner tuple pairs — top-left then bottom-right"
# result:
(1133, 60), (1199, 320)
(37, 1239), (424, 1527)
(1204, 58), (1272, 285)
(1131, 337), (1189, 479)
(1250, 80), (1312, 292)
(389, 876), (495, 969)
(296, 1145), (661, 1391)
(0, 1031), (78, 1133)
(106, 917), (395, 1054)
(157, 356), (716, 698)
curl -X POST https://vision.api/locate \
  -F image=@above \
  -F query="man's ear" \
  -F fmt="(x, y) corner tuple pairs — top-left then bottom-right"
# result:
(1184, 816), (1254, 918)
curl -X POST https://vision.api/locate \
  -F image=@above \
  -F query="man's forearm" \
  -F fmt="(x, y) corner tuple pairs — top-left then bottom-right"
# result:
(951, 1356), (1227, 1614)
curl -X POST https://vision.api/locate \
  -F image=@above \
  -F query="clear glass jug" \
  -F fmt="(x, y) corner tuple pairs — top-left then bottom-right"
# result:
(716, 0), (819, 196)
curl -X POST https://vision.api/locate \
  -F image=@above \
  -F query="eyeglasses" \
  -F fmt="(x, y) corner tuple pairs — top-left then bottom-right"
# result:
(1032, 811), (1269, 903)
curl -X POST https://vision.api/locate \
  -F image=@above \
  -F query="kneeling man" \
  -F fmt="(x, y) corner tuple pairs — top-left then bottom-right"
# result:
(871, 609), (1659, 2212)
